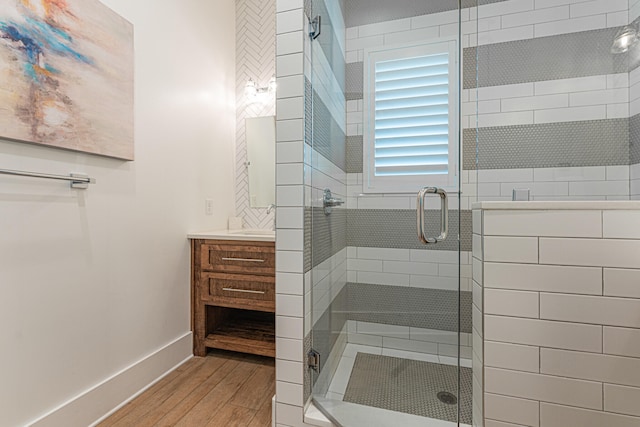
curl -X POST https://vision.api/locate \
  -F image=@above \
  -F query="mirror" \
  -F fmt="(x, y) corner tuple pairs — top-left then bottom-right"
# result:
(246, 116), (275, 208)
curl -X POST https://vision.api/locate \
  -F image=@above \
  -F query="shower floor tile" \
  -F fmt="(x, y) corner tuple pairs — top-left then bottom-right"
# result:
(322, 343), (472, 426)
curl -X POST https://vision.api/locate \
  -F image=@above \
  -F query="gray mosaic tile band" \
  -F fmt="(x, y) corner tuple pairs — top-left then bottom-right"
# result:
(307, 207), (348, 272)
(346, 62), (363, 101)
(463, 119), (630, 170)
(306, 78), (347, 172)
(305, 332), (313, 401)
(347, 209), (472, 252)
(465, 27), (628, 90)
(311, 285), (348, 386)
(346, 135), (363, 173)
(344, 0), (493, 28)
(348, 283), (472, 333)
(630, 114), (640, 166)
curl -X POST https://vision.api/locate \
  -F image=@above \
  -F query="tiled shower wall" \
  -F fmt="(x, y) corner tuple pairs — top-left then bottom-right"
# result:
(235, 0), (276, 229)
(472, 0), (633, 202)
(631, 0), (640, 199)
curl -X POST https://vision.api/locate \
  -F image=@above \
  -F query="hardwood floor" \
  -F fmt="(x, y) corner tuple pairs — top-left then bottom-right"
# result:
(99, 350), (274, 427)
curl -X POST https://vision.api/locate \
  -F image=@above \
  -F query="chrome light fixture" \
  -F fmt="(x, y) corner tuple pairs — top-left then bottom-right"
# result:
(611, 25), (638, 54)
(245, 75), (277, 103)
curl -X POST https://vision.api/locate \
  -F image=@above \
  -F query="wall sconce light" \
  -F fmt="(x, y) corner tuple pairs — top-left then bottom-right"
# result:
(612, 25), (638, 54)
(245, 75), (277, 103)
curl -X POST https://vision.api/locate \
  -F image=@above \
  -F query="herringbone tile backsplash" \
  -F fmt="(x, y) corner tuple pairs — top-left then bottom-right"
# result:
(235, 0), (276, 230)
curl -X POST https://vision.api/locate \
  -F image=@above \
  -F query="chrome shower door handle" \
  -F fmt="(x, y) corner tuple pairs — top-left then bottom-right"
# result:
(416, 187), (449, 245)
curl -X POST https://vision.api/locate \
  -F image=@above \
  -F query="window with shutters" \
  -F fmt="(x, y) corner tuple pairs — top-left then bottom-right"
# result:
(363, 40), (458, 193)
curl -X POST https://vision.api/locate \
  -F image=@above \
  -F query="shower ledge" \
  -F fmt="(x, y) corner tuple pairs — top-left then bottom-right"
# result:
(472, 201), (640, 210)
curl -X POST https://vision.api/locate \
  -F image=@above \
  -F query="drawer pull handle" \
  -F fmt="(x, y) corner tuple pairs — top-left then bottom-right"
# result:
(221, 257), (265, 263)
(222, 288), (266, 295)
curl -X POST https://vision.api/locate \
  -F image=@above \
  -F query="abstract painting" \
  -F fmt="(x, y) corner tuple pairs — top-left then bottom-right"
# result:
(0, 0), (134, 160)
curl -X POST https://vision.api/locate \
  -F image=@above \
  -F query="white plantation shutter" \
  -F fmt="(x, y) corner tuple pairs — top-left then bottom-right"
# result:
(364, 41), (457, 192)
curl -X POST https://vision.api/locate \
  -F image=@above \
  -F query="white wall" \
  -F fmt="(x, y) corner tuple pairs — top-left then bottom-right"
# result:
(0, 0), (236, 425)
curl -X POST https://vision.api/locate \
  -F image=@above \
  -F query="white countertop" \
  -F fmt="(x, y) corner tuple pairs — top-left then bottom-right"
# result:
(472, 201), (640, 210)
(187, 229), (275, 242)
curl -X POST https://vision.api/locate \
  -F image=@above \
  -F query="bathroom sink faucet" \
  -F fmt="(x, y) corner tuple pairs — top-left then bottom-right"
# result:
(266, 204), (275, 214)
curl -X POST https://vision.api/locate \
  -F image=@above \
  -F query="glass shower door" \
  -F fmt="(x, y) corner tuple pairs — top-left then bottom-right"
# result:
(305, 1), (471, 426)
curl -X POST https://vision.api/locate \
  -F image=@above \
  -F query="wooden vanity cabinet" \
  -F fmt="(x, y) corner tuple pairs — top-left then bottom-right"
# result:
(191, 239), (275, 357)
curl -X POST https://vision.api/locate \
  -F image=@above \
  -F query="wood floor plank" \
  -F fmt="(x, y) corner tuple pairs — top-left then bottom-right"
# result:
(228, 362), (275, 410)
(172, 356), (260, 426)
(152, 357), (241, 427)
(99, 350), (275, 427)
(204, 403), (257, 427)
(247, 396), (273, 427)
(132, 354), (232, 427)
(99, 357), (205, 427)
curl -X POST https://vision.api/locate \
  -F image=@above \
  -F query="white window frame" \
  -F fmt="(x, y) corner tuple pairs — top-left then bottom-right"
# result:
(362, 38), (459, 194)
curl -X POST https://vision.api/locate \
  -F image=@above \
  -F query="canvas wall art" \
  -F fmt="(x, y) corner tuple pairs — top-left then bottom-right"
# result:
(0, 0), (134, 160)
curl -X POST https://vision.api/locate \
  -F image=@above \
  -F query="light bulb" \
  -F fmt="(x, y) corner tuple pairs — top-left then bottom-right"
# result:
(612, 26), (638, 54)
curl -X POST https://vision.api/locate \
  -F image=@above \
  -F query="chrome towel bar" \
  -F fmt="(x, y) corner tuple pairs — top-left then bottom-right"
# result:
(0, 168), (96, 189)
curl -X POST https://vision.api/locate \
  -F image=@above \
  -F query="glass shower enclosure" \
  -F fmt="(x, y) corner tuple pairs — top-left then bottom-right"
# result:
(303, 1), (473, 425)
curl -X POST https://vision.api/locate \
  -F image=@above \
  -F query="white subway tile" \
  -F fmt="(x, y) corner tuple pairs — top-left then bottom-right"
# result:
(276, 9), (303, 34)
(604, 211), (640, 239)
(276, 0), (302, 13)
(484, 262), (603, 295)
(535, 75), (607, 95)
(540, 293), (640, 328)
(479, 0), (535, 18)
(485, 289), (540, 318)
(605, 384), (640, 417)
(605, 326), (640, 358)
(357, 322), (409, 339)
(476, 83), (534, 101)
(539, 238), (640, 269)
(485, 367), (603, 410)
(276, 337), (303, 362)
(384, 26), (440, 46)
(541, 347), (640, 387)
(276, 250), (304, 273)
(502, 93), (569, 112)
(484, 209), (602, 238)
(476, 110), (534, 127)
(356, 271), (410, 286)
(477, 169), (534, 183)
(347, 259), (383, 272)
(535, 14), (606, 38)
(358, 247), (410, 261)
(485, 315), (603, 352)
(485, 393), (540, 426)
(383, 261), (438, 276)
(502, 5), (570, 28)
(277, 207), (304, 229)
(607, 73), (629, 89)
(277, 141), (304, 164)
(358, 18), (411, 37)
(606, 166), (630, 181)
(277, 32), (303, 56)
(534, 166), (605, 182)
(276, 119), (303, 142)
(604, 268), (640, 298)
(540, 403), (640, 427)
(485, 341), (540, 373)
(382, 336), (439, 355)
(277, 315), (303, 339)
(276, 53), (304, 78)
(534, 105), (606, 124)
(484, 236), (539, 263)
(569, 88), (628, 107)
(570, 0), (628, 18)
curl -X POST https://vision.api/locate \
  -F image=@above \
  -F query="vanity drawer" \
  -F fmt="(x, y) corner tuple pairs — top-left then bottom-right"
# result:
(200, 272), (275, 312)
(200, 242), (275, 275)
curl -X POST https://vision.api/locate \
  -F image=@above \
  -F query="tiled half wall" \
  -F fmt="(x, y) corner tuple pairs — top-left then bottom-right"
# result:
(473, 203), (640, 427)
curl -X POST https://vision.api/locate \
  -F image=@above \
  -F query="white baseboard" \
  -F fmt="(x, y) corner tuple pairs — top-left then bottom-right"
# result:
(29, 332), (193, 427)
